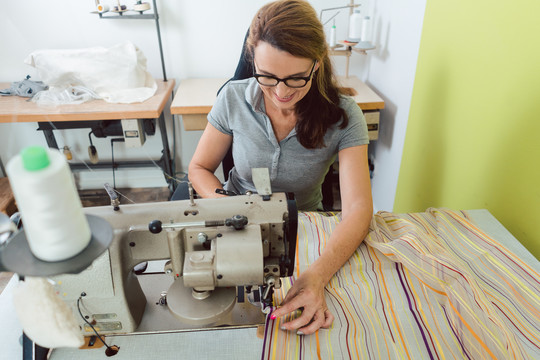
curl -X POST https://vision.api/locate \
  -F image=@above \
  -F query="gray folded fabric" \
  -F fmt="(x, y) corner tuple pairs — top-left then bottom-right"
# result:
(0, 75), (48, 97)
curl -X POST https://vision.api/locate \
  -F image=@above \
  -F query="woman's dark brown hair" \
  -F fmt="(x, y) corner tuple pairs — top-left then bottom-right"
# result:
(246, 0), (348, 149)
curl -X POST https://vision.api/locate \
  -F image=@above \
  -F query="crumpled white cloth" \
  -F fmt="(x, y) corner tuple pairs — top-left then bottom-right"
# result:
(12, 277), (84, 349)
(25, 41), (157, 104)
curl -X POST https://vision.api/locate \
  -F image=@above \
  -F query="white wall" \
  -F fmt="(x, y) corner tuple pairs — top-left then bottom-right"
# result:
(0, 0), (264, 189)
(0, 0), (425, 210)
(360, 0), (426, 212)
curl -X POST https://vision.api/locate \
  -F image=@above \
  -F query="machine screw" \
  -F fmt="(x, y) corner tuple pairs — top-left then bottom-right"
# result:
(197, 232), (208, 243)
(157, 291), (167, 305)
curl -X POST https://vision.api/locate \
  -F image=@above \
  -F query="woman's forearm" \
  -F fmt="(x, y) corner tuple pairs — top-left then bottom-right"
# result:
(307, 207), (372, 284)
(186, 123), (233, 198)
(188, 165), (227, 199)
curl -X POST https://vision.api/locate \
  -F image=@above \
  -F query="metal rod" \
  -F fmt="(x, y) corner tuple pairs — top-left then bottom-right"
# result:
(319, 3), (360, 21)
(322, 11), (340, 26)
(160, 221), (206, 230)
(157, 112), (174, 192)
(68, 160), (161, 171)
(153, 0), (167, 81)
(0, 156), (6, 177)
(188, 182), (195, 206)
(38, 123), (59, 149)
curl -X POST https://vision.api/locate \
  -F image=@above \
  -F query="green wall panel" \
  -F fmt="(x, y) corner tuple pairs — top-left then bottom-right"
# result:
(394, 0), (540, 259)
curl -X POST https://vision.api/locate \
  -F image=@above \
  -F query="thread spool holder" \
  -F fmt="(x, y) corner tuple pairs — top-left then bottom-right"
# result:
(92, 0), (168, 81)
(329, 40), (375, 78)
(321, 1), (375, 78)
(0, 214), (113, 276)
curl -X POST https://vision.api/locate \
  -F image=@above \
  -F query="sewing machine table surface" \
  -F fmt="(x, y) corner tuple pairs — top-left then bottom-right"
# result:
(1, 209), (538, 359)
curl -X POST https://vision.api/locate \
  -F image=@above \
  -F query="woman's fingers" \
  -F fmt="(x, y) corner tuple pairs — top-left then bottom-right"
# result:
(269, 271), (335, 334)
(296, 309), (327, 335)
(270, 293), (304, 320)
(321, 309), (334, 328)
(280, 307), (317, 332)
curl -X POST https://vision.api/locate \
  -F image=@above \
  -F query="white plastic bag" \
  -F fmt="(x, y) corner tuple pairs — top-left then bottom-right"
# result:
(25, 41), (157, 104)
(31, 85), (100, 105)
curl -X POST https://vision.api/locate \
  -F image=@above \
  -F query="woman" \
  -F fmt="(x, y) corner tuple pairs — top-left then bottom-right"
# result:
(188, 0), (373, 335)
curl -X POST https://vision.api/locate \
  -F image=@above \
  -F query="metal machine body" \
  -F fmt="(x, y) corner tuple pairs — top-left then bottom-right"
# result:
(51, 192), (296, 335)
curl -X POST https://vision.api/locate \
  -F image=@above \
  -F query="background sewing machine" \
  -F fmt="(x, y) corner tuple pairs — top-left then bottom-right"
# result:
(50, 191), (297, 336)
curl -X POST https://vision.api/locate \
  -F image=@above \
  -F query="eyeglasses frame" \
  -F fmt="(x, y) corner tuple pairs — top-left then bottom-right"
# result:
(253, 60), (317, 88)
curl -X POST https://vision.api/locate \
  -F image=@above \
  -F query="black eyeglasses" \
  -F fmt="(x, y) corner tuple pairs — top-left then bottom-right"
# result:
(253, 60), (317, 88)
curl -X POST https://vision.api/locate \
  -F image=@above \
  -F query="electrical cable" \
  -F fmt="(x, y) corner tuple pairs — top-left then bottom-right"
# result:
(88, 130), (99, 164)
(77, 297), (119, 356)
(111, 140), (116, 189)
(110, 138), (125, 189)
(88, 131), (94, 147)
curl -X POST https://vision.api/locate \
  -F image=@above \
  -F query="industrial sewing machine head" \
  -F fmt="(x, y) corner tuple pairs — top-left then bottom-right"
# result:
(50, 191), (297, 335)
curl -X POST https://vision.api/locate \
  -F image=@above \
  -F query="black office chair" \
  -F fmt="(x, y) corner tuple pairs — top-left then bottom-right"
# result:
(217, 30), (253, 183)
(174, 30), (337, 210)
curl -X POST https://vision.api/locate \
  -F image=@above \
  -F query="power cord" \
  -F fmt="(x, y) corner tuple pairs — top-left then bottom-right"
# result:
(88, 131), (99, 164)
(110, 138), (125, 190)
(77, 296), (119, 357)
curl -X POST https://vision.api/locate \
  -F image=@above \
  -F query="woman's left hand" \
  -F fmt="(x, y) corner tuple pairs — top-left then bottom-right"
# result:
(270, 269), (334, 335)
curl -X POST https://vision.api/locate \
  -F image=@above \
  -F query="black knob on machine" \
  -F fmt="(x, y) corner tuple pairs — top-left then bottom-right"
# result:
(148, 220), (163, 234)
(225, 215), (248, 230)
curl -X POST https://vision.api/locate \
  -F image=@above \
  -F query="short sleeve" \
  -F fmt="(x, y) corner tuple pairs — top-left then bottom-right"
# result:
(207, 84), (233, 136)
(337, 96), (370, 151)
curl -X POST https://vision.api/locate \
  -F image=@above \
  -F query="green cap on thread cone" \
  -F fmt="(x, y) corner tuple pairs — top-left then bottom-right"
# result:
(21, 146), (50, 171)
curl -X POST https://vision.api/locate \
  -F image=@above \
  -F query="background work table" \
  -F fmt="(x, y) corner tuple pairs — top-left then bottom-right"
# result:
(0, 80), (176, 190)
(0, 80), (174, 123)
(170, 76), (384, 140)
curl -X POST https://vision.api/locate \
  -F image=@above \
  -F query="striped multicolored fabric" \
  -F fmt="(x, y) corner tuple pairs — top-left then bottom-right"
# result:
(262, 209), (540, 360)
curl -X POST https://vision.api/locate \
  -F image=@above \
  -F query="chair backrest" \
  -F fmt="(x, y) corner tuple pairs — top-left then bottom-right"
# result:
(219, 30), (336, 210)
(219, 30), (253, 182)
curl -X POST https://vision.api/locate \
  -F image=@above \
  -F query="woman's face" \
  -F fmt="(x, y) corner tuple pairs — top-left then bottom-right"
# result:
(253, 41), (319, 112)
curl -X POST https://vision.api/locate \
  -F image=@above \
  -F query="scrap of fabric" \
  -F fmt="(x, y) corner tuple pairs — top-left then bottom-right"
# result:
(262, 209), (540, 359)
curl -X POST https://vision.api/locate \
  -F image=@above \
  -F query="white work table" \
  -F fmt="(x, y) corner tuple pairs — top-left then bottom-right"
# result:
(1, 209), (537, 359)
(0, 273), (263, 360)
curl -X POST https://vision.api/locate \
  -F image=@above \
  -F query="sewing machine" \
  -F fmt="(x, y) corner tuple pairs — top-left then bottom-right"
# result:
(49, 191), (297, 335)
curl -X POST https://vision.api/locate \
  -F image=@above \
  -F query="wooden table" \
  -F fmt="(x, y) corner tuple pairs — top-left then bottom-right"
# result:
(170, 76), (384, 140)
(0, 79), (176, 189)
(0, 177), (16, 216)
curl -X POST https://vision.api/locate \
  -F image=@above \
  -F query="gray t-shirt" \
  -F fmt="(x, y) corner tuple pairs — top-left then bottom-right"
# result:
(208, 78), (369, 210)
